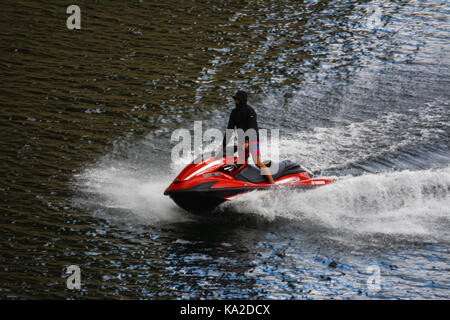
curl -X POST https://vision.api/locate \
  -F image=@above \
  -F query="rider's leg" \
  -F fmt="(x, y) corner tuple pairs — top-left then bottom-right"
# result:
(237, 142), (247, 164)
(249, 142), (274, 184)
(256, 157), (275, 184)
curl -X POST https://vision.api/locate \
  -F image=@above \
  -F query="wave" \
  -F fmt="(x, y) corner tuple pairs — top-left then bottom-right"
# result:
(222, 167), (450, 240)
(275, 102), (448, 173)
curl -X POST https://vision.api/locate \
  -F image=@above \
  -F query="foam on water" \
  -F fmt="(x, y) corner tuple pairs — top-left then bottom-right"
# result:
(74, 164), (186, 224)
(223, 167), (450, 240)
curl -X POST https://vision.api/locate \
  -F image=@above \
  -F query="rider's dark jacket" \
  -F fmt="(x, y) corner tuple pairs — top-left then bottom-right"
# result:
(222, 91), (260, 150)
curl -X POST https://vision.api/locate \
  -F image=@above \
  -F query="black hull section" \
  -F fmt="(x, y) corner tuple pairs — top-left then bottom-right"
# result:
(166, 181), (246, 213)
(168, 192), (227, 213)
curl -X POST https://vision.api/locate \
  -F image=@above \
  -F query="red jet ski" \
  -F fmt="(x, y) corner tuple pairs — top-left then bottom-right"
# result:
(164, 153), (334, 213)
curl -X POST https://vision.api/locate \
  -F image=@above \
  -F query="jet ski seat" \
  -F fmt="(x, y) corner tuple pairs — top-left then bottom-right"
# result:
(234, 160), (306, 184)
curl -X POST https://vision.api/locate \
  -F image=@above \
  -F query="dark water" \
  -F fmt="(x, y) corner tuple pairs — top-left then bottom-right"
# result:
(1, 0), (449, 299)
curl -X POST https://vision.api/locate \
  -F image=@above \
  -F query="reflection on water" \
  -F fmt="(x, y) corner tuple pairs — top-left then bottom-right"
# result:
(0, 0), (449, 299)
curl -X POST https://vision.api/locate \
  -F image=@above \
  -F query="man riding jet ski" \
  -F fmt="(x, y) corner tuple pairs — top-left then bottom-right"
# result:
(164, 91), (334, 213)
(220, 90), (274, 184)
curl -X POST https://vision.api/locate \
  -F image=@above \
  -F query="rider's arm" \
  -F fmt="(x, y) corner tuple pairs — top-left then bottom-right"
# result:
(248, 108), (260, 144)
(222, 111), (236, 149)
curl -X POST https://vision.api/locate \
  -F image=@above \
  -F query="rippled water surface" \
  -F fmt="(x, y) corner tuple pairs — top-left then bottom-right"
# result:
(0, 0), (449, 299)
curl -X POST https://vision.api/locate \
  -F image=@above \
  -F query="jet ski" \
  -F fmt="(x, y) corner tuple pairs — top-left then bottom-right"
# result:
(164, 152), (334, 213)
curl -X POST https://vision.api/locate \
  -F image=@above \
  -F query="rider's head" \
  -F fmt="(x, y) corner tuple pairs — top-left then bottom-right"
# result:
(232, 90), (247, 107)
